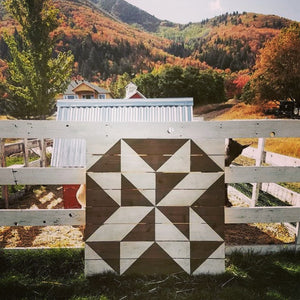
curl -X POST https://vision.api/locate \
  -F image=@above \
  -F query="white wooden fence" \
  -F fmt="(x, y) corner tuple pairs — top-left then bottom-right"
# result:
(0, 120), (299, 253)
(240, 144), (300, 206)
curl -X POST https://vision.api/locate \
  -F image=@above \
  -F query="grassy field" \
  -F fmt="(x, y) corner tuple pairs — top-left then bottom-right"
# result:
(0, 249), (299, 300)
(210, 102), (300, 159)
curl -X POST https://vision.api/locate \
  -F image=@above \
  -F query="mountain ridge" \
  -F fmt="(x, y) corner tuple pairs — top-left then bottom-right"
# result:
(0, 0), (297, 81)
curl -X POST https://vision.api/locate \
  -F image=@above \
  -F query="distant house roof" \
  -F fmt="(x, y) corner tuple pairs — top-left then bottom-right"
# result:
(51, 98), (193, 167)
(64, 80), (110, 96)
(125, 82), (146, 99)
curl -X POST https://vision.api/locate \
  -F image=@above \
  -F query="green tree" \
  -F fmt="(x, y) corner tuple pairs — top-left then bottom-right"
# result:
(132, 66), (225, 106)
(110, 72), (131, 98)
(0, 0), (74, 119)
(252, 23), (300, 105)
(157, 65), (185, 98)
(134, 72), (158, 98)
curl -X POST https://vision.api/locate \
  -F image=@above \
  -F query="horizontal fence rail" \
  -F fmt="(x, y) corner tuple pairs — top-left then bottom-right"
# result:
(0, 166), (299, 185)
(225, 166), (300, 183)
(0, 167), (85, 185)
(0, 209), (84, 226)
(225, 207), (300, 224)
(0, 120), (299, 139)
(0, 207), (299, 227)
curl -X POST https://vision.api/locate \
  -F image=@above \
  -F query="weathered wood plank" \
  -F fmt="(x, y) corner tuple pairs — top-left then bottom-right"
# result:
(1, 120), (299, 139)
(225, 207), (300, 224)
(0, 167), (85, 185)
(242, 146), (300, 167)
(1, 207), (298, 227)
(0, 209), (85, 226)
(225, 166), (300, 183)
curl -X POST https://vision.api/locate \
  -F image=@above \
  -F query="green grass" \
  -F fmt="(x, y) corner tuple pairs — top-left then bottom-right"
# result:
(6, 154), (40, 167)
(230, 183), (292, 207)
(0, 249), (299, 299)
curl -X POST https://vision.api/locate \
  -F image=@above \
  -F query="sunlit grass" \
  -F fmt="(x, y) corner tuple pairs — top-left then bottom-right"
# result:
(0, 249), (299, 299)
(214, 102), (270, 120)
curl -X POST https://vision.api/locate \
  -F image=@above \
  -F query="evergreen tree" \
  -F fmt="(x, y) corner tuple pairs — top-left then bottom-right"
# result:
(0, 0), (74, 119)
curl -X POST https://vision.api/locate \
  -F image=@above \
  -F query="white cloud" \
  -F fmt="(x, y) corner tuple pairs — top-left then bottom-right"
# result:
(210, 0), (222, 12)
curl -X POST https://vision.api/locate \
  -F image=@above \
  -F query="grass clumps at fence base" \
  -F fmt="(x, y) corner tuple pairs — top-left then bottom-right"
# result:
(0, 249), (299, 299)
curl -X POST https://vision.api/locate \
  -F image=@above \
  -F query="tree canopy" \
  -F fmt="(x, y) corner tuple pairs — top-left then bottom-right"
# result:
(0, 0), (74, 119)
(134, 65), (225, 106)
(251, 23), (300, 105)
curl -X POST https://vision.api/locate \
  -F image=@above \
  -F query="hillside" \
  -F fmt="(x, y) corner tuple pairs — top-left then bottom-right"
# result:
(93, 0), (162, 32)
(0, 0), (207, 81)
(159, 12), (292, 70)
(96, 2), (294, 71)
(0, 0), (297, 81)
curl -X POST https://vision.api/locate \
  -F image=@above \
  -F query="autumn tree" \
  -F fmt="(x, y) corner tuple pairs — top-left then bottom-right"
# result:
(0, 0), (74, 119)
(251, 23), (300, 105)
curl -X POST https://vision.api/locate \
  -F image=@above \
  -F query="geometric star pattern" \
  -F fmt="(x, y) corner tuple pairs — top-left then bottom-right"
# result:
(85, 139), (225, 276)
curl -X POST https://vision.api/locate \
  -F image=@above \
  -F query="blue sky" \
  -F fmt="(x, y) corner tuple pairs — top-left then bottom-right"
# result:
(125, 0), (300, 24)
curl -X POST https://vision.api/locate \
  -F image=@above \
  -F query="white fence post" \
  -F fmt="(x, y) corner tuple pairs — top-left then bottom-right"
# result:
(39, 138), (46, 167)
(23, 138), (29, 167)
(250, 137), (265, 207)
(296, 223), (300, 248)
(0, 138), (9, 208)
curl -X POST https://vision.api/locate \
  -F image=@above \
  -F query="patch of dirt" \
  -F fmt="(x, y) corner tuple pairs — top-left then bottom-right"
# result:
(193, 102), (235, 120)
(225, 224), (294, 245)
(0, 186), (84, 248)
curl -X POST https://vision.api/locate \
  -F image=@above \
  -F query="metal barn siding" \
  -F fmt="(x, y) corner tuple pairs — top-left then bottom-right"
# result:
(51, 98), (193, 168)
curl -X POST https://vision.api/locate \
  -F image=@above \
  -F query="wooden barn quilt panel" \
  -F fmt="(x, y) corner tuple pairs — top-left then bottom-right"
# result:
(85, 139), (225, 276)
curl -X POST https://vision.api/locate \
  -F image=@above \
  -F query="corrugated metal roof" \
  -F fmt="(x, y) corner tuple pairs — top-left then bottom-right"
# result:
(51, 98), (193, 167)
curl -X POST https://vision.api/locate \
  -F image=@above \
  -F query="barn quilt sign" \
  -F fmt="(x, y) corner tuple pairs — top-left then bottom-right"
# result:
(85, 137), (225, 276)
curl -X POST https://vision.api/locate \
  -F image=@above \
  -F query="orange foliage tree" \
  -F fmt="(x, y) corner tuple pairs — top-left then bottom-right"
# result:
(252, 23), (300, 105)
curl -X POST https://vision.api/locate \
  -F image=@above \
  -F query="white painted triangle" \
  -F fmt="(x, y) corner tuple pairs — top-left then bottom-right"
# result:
(88, 172), (121, 189)
(105, 207), (153, 224)
(105, 190), (121, 206)
(123, 173), (156, 205)
(85, 244), (101, 260)
(208, 155), (224, 169)
(155, 208), (188, 241)
(120, 242), (153, 274)
(157, 189), (206, 207)
(88, 207), (153, 242)
(190, 209), (223, 241)
(88, 223), (137, 242)
(85, 259), (115, 276)
(157, 140), (190, 172)
(140, 190), (156, 205)
(88, 172), (121, 205)
(158, 241), (190, 273)
(193, 139), (224, 156)
(86, 154), (100, 170)
(175, 172), (223, 190)
(121, 140), (154, 172)
(192, 259), (225, 275)
(208, 243), (225, 259)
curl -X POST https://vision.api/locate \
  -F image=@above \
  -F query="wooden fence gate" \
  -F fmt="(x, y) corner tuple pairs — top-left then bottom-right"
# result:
(0, 120), (299, 277)
(85, 134), (225, 276)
